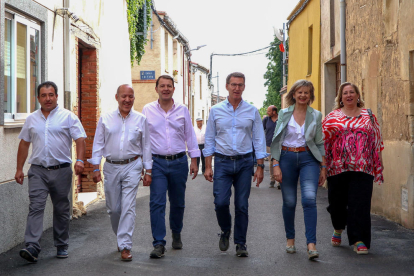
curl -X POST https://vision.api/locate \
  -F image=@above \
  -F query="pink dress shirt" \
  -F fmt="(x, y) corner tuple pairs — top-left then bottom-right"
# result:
(142, 101), (200, 158)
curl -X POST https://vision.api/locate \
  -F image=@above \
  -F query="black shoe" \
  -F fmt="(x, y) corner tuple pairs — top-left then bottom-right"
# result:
(219, 230), (231, 251)
(56, 247), (68, 258)
(277, 182), (281, 190)
(172, 233), (183, 249)
(150, 244), (166, 258)
(236, 244), (248, 257)
(19, 248), (38, 263)
(269, 181), (275, 188)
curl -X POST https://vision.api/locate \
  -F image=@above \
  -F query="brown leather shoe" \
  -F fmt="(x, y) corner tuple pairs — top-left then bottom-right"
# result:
(121, 249), (132, 261)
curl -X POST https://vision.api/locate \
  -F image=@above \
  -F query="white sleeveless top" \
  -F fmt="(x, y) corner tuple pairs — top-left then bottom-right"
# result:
(282, 115), (306, 148)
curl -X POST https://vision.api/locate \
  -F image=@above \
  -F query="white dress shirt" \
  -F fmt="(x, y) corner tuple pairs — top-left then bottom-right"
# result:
(194, 125), (206, 145)
(87, 109), (152, 170)
(282, 115), (307, 147)
(18, 105), (87, 167)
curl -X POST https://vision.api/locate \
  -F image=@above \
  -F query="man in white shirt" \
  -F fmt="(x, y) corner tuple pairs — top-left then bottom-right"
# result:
(194, 118), (206, 173)
(15, 81), (86, 263)
(88, 84), (152, 261)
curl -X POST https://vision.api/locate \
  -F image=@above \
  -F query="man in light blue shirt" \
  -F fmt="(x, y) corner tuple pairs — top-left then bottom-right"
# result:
(203, 72), (268, 257)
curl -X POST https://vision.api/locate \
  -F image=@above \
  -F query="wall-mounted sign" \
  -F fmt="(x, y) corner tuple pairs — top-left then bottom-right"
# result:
(140, 71), (155, 80)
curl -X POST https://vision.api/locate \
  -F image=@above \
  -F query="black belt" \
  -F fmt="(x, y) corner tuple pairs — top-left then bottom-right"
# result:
(214, 152), (253, 160)
(106, 155), (140, 165)
(153, 152), (186, 160)
(32, 163), (71, 170)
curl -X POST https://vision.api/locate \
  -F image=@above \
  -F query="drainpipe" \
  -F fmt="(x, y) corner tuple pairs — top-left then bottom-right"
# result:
(63, 0), (71, 109)
(63, 0), (72, 217)
(340, 0), (346, 83)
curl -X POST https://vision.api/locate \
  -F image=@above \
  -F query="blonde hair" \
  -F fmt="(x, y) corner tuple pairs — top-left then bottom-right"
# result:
(285, 80), (315, 106)
(333, 82), (365, 110)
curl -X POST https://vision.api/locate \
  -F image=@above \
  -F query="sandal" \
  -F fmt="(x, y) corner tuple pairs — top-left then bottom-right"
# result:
(354, 241), (368, 255)
(307, 249), (319, 260)
(286, 245), (296, 254)
(331, 230), (342, 247)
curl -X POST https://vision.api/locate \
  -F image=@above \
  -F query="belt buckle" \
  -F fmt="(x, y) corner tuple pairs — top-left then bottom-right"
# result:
(293, 147), (299, 153)
(230, 156), (236, 160)
(165, 156), (169, 160)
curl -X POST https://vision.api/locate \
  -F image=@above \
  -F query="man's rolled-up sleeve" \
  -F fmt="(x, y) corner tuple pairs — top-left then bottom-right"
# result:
(87, 117), (105, 165)
(252, 109), (269, 160)
(202, 109), (216, 157)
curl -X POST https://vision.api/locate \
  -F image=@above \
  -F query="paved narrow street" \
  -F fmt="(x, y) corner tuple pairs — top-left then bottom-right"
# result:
(1, 168), (414, 276)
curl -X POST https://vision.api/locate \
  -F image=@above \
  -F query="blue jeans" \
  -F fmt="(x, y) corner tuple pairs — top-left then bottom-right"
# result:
(150, 155), (189, 246)
(213, 155), (253, 245)
(279, 150), (320, 244)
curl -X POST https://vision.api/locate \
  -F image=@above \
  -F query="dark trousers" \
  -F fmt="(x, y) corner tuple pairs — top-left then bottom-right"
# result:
(25, 165), (73, 253)
(327, 171), (374, 248)
(150, 155), (189, 246)
(213, 155), (253, 245)
(197, 144), (205, 173)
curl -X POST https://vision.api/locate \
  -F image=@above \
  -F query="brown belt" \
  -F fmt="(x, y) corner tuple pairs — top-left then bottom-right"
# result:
(282, 146), (309, 153)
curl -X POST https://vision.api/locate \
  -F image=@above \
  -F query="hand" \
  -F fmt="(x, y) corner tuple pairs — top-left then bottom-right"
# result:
(253, 167), (264, 187)
(274, 166), (282, 183)
(318, 168), (327, 187)
(189, 159), (198, 180)
(93, 170), (102, 183)
(74, 161), (84, 175)
(15, 170), (24, 185)
(143, 174), (152, 186)
(204, 167), (213, 182)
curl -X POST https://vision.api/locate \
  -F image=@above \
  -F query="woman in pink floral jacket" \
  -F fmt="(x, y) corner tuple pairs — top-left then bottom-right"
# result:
(322, 82), (384, 255)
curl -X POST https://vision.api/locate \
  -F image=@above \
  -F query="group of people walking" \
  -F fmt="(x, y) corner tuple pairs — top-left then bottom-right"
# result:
(14, 73), (383, 264)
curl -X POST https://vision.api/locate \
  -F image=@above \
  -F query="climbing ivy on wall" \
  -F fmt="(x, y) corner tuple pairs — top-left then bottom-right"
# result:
(127, 0), (152, 65)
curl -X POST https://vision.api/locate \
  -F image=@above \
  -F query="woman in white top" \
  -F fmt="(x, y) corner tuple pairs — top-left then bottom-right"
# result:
(270, 80), (326, 260)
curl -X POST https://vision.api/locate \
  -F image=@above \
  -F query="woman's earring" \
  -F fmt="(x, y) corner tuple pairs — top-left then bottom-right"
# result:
(340, 101), (343, 106)
(357, 98), (360, 103)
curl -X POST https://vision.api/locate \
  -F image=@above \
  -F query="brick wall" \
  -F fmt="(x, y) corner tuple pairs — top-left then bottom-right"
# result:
(79, 48), (100, 192)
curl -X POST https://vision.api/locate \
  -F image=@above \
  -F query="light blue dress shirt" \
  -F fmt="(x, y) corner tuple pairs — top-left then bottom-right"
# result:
(203, 98), (268, 159)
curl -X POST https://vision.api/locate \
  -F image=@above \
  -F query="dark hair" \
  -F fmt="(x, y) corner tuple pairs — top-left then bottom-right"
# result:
(272, 106), (278, 113)
(37, 81), (58, 96)
(156, 75), (175, 87)
(226, 72), (245, 84)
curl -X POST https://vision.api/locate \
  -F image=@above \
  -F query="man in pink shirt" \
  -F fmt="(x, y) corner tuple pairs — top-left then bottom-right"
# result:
(142, 75), (200, 258)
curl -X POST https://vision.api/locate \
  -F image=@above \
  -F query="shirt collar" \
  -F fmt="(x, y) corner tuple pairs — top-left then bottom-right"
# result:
(157, 99), (176, 112)
(117, 108), (132, 119)
(224, 97), (244, 109)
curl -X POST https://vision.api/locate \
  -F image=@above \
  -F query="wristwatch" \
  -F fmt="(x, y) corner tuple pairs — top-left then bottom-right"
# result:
(145, 172), (152, 176)
(257, 164), (265, 169)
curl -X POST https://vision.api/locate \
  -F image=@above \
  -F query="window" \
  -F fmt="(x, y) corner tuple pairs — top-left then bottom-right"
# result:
(307, 25), (313, 76)
(4, 11), (41, 121)
(164, 31), (169, 73)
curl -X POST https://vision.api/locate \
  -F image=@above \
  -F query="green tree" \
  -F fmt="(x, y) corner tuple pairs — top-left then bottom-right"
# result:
(127, 0), (152, 65)
(260, 36), (289, 117)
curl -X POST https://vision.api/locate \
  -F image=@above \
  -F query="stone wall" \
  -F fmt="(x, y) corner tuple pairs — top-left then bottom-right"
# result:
(346, 0), (414, 228)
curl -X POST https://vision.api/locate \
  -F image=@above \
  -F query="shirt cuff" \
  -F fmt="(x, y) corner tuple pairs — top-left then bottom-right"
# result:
(73, 133), (87, 141)
(255, 152), (269, 160)
(143, 160), (153, 170)
(202, 147), (215, 157)
(187, 149), (201, 158)
(87, 157), (102, 165)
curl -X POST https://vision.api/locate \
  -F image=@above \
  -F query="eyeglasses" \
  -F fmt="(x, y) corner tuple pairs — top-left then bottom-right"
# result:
(229, 83), (245, 88)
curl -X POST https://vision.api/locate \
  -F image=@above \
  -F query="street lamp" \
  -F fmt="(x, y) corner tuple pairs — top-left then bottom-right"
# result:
(211, 72), (220, 104)
(185, 45), (207, 54)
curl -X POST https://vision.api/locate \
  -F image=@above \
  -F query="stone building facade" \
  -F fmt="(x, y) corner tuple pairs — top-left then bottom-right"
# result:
(345, 0), (414, 228)
(0, 0), (132, 253)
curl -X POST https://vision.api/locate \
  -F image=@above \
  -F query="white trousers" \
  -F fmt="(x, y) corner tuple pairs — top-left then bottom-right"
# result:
(103, 158), (142, 250)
